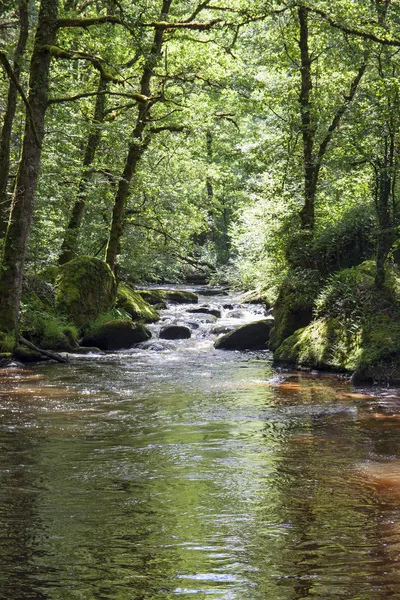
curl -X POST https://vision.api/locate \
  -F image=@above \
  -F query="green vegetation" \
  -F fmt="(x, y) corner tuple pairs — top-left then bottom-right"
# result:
(116, 284), (159, 323)
(1, 1), (400, 376)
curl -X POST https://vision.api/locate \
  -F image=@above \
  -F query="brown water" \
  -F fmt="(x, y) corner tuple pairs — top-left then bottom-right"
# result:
(1, 290), (400, 599)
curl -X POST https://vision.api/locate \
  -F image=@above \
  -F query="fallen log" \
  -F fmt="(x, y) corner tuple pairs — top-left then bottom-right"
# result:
(19, 337), (69, 363)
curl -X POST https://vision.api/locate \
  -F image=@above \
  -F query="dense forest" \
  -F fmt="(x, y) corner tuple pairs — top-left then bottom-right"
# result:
(2, 0), (400, 380)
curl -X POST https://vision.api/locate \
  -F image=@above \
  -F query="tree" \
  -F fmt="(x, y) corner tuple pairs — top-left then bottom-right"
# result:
(0, 0), (59, 336)
(0, 0), (29, 237)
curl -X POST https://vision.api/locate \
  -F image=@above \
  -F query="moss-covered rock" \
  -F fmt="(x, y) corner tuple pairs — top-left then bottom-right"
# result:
(214, 319), (274, 350)
(56, 257), (116, 328)
(81, 320), (151, 350)
(135, 288), (198, 305)
(274, 261), (400, 382)
(269, 269), (321, 351)
(158, 289), (198, 304)
(136, 289), (167, 308)
(116, 284), (159, 322)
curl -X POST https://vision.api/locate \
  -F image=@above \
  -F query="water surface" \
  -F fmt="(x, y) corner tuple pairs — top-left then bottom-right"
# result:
(1, 290), (400, 599)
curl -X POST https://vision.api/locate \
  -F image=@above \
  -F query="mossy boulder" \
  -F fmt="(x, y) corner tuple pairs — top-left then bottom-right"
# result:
(158, 289), (198, 304)
(55, 257), (116, 328)
(269, 269), (321, 351)
(116, 284), (159, 323)
(135, 288), (198, 305)
(214, 319), (273, 350)
(274, 261), (400, 382)
(81, 320), (151, 351)
(136, 289), (167, 309)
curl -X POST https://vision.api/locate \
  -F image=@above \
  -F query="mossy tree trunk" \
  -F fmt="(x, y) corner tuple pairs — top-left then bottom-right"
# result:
(0, 0), (59, 335)
(58, 74), (107, 265)
(105, 0), (172, 273)
(0, 0), (29, 238)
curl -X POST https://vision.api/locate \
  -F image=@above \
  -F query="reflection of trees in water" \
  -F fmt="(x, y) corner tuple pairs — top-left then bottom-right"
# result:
(247, 389), (400, 600)
(0, 415), (50, 599)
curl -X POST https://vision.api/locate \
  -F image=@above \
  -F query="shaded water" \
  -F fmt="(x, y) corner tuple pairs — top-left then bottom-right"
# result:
(1, 290), (400, 598)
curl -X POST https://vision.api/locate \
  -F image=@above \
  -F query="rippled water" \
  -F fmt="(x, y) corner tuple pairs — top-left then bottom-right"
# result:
(1, 289), (400, 599)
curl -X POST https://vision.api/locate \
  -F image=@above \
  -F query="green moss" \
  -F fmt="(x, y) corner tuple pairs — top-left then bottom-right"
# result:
(116, 284), (159, 323)
(20, 289), (78, 350)
(0, 332), (16, 353)
(274, 317), (360, 372)
(274, 261), (400, 382)
(55, 256), (116, 328)
(82, 319), (151, 351)
(269, 268), (321, 351)
(135, 289), (167, 308)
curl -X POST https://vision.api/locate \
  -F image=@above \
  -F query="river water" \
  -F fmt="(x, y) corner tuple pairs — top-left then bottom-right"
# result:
(1, 289), (400, 599)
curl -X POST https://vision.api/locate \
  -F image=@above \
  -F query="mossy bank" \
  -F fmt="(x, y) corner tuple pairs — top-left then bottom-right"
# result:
(272, 261), (400, 383)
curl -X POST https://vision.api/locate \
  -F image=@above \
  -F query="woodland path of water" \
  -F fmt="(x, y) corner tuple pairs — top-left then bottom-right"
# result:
(0, 287), (400, 599)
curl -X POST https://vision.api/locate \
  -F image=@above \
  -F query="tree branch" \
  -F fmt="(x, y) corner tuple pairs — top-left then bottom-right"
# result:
(317, 62), (367, 166)
(57, 15), (128, 28)
(48, 90), (151, 105)
(309, 5), (400, 48)
(144, 18), (222, 30)
(41, 45), (123, 83)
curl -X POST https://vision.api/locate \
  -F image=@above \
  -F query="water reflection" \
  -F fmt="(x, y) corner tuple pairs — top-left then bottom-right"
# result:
(2, 294), (400, 597)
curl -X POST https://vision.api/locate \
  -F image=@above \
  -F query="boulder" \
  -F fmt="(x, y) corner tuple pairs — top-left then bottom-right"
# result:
(117, 283), (159, 322)
(136, 289), (167, 309)
(56, 256), (116, 328)
(197, 286), (227, 296)
(273, 262), (400, 383)
(268, 269), (320, 351)
(82, 320), (151, 351)
(71, 347), (105, 354)
(240, 290), (271, 308)
(187, 306), (221, 318)
(159, 325), (191, 340)
(158, 289), (198, 304)
(211, 325), (234, 335)
(226, 309), (244, 319)
(214, 319), (273, 350)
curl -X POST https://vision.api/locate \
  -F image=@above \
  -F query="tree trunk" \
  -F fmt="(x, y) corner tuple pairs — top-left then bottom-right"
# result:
(58, 74), (107, 265)
(0, 0), (29, 238)
(298, 6), (316, 231)
(375, 158), (394, 288)
(0, 0), (59, 335)
(105, 0), (172, 272)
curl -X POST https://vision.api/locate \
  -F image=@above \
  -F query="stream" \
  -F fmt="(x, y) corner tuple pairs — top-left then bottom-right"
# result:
(1, 287), (400, 599)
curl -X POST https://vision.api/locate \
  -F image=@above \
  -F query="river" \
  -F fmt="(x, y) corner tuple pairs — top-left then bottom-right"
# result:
(1, 288), (400, 599)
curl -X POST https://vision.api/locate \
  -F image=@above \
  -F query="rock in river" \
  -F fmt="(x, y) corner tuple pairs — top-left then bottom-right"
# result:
(159, 325), (192, 340)
(214, 319), (273, 350)
(82, 320), (151, 351)
(187, 306), (221, 318)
